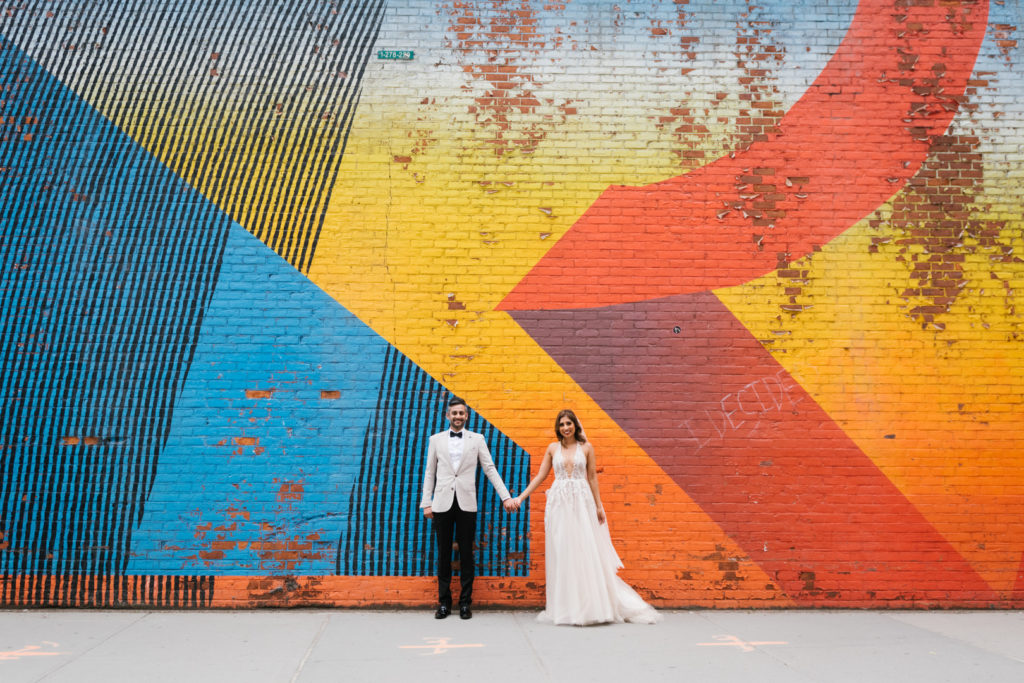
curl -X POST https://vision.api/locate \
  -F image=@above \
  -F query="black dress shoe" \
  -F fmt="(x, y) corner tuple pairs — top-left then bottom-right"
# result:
(459, 605), (472, 620)
(435, 604), (451, 619)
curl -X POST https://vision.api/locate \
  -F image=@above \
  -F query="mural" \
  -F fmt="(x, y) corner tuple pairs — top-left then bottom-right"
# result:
(1, 0), (1022, 608)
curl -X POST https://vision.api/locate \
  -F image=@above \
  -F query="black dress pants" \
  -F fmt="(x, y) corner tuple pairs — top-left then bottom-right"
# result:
(432, 498), (476, 607)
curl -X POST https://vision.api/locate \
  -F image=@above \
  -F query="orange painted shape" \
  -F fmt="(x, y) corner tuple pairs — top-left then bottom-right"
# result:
(519, 424), (794, 607)
(1014, 551), (1024, 601)
(208, 574), (780, 609)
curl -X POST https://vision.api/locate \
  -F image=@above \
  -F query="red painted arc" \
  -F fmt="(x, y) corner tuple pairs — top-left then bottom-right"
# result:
(499, 0), (989, 311)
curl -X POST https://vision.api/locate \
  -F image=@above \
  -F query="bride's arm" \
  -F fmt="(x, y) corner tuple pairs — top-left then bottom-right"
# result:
(513, 445), (554, 506)
(584, 442), (606, 524)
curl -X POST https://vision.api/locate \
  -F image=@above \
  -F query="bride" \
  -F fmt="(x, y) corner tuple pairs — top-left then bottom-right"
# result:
(513, 409), (660, 625)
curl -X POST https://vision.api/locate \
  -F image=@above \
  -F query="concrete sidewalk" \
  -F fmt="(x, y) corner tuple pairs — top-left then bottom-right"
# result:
(2, 609), (1022, 682)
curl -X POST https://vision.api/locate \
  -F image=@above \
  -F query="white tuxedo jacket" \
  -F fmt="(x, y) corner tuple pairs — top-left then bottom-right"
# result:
(420, 429), (510, 513)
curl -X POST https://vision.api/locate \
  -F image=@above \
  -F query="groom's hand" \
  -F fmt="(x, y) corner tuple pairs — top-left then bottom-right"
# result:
(423, 506), (433, 519)
(503, 499), (517, 512)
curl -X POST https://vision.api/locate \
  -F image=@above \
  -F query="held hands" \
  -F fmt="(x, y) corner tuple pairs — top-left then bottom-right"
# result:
(502, 495), (601, 521)
(425, 502), (520, 515)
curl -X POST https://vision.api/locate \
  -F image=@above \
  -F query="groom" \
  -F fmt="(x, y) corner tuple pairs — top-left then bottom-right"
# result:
(421, 397), (517, 619)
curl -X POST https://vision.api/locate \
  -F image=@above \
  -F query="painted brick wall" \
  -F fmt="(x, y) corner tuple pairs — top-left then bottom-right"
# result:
(1, 0), (1022, 609)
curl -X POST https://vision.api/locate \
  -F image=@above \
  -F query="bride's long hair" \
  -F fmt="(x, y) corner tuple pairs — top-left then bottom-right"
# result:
(554, 409), (587, 444)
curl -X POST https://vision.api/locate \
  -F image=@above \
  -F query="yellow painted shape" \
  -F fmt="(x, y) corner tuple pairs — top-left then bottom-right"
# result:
(308, 105), (788, 602)
(716, 207), (1024, 594)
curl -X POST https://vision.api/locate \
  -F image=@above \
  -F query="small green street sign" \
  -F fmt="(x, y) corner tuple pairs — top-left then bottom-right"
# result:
(377, 50), (414, 61)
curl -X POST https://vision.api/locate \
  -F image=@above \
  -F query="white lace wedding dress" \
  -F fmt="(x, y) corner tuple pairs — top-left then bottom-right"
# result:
(538, 443), (660, 625)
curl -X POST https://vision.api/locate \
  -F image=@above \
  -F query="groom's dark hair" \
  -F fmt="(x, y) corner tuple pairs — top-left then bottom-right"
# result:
(447, 396), (468, 410)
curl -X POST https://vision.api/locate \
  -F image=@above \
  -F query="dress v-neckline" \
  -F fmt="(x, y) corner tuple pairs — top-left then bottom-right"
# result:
(560, 442), (579, 478)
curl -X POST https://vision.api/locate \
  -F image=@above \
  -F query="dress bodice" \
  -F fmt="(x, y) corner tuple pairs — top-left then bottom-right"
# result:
(554, 443), (587, 481)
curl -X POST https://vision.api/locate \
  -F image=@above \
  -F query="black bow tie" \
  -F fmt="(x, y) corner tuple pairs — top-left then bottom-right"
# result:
(449, 431), (463, 438)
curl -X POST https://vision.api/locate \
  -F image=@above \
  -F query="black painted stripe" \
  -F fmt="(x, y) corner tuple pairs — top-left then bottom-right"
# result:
(0, 574), (215, 608)
(294, 0), (386, 273)
(4, 1), (386, 272)
(337, 350), (530, 577)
